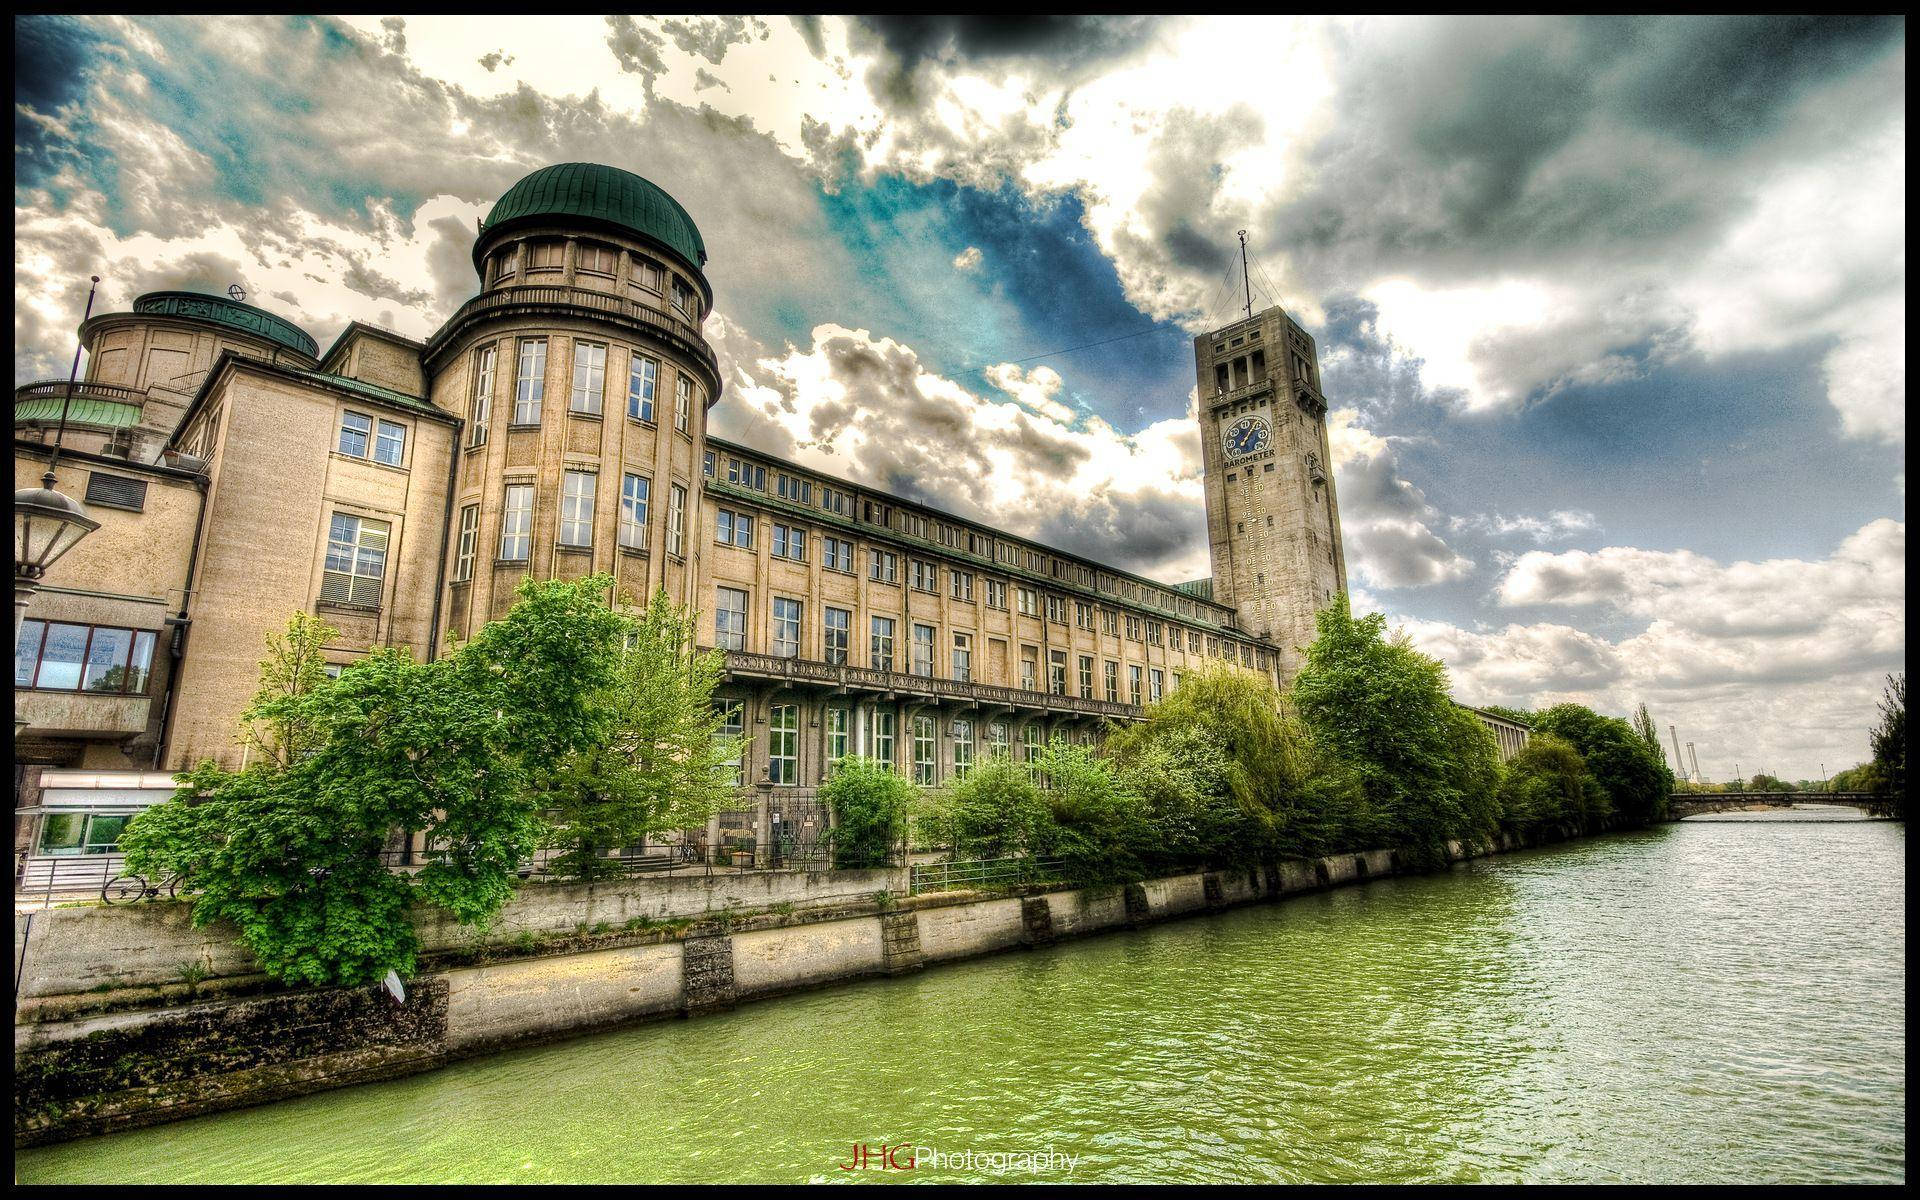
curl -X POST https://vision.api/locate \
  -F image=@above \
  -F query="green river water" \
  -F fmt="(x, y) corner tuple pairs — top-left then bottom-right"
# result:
(17, 813), (1905, 1184)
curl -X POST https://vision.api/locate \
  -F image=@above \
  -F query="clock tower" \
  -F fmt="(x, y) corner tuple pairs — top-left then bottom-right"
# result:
(1195, 305), (1348, 679)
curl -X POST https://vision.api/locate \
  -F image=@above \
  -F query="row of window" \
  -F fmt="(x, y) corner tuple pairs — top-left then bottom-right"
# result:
(335, 410), (408, 467)
(16, 620), (157, 694)
(717, 701), (1093, 788)
(486, 238), (701, 321)
(711, 587), (1176, 699)
(464, 339), (697, 448)
(450, 474), (693, 579)
(704, 535), (1265, 667)
(706, 451), (1222, 624)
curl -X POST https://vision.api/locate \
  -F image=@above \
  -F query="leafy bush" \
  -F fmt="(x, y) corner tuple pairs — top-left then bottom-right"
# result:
(1495, 733), (1609, 839)
(1031, 741), (1151, 883)
(821, 756), (913, 868)
(1529, 703), (1674, 827)
(946, 756), (1050, 859)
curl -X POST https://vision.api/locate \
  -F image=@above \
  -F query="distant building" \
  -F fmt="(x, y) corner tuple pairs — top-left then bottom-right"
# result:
(12, 161), (1519, 881)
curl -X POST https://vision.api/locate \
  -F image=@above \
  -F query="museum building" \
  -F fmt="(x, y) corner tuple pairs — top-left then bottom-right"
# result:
(12, 162), (1528, 882)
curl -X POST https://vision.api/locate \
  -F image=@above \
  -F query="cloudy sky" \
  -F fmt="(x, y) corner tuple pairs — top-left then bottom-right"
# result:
(14, 15), (1906, 779)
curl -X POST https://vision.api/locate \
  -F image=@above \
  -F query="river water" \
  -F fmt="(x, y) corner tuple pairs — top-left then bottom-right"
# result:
(17, 813), (1905, 1184)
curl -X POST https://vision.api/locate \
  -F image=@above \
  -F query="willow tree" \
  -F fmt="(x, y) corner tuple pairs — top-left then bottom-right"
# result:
(538, 588), (741, 880)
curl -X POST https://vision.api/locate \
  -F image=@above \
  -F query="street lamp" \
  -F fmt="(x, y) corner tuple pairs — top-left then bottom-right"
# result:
(14, 472), (99, 633)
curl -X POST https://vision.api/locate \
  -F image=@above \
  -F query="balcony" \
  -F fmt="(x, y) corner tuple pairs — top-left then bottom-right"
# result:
(427, 284), (718, 385)
(15, 690), (153, 740)
(14, 380), (148, 430)
(714, 650), (1146, 722)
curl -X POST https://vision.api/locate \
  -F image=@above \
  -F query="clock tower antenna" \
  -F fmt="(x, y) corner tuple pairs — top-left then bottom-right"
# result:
(1238, 230), (1252, 321)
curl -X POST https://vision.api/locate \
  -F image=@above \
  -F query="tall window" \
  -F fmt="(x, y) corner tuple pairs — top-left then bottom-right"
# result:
(453, 504), (479, 582)
(715, 586), (748, 651)
(1045, 595), (1066, 624)
(1017, 587), (1038, 616)
(1149, 668), (1165, 704)
(824, 607), (851, 665)
(1104, 660), (1119, 703)
(675, 376), (691, 433)
(823, 537), (853, 573)
(826, 708), (850, 768)
(627, 355), (657, 422)
(501, 484), (533, 559)
(773, 524), (806, 562)
(989, 721), (1010, 760)
(772, 597), (802, 659)
(912, 623), (935, 677)
(769, 704), (798, 785)
(514, 339), (546, 424)
(559, 471), (595, 547)
(617, 474), (650, 550)
(1078, 655), (1094, 699)
(16, 621), (155, 694)
(952, 632), (972, 682)
(1075, 601), (1094, 631)
(1020, 646), (1038, 691)
(1048, 649), (1067, 696)
(871, 616), (896, 672)
(672, 278), (694, 318)
(911, 560), (938, 592)
(469, 345), (495, 447)
(986, 579), (1007, 610)
(913, 716), (936, 785)
(719, 700), (745, 787)
(950, 570), (974, 602)
(666, 484), (686, 556)
(338, 412), (372, 457)
(952, 719), (974, 781)
(872, 711), (896, 769)
(570, 342), (606, 415)
(1129, 664), (1143, 706)
(321, 513), (389, 606)
(368, 418), (406, 466)
(1021, 725), (1043, 780)
(868, 549), (897, 584)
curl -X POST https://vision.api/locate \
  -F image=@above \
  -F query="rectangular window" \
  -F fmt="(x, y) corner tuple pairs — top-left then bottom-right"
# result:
(1102, 609), (1119, 636)
(627, 356), (657, 422)
(672, 278), (694, 318)
(1129, 664), (1143, 706)
(952, 632), (972, 682)
(868, 549), (898, 584)
(820, 487), (847, 516)
(824, 607), (851, 665)
(1045, 595), (1066, 624)
(16, 620), (155, 694)
(675, 375), (691, 433)
(620, 474), (650, 550)
(1145, 620), (1162, 647)
(1104, 660), (1119, 703)
(1126, 615), (1143, 641)
(985, 579), (1007, 610)
(956, 714), (983, 783)
(1078, 655), (1094, 699)
(772, 524), (806, 562)
(337, 411), (372, 457)
(871, 616), (896, 672)
(1021, 725), (1043, 780)
(872, 710), (896, 769)
(453, 504), (479, 582)
(1189, 631), (1202, 653)
(501, 484), (533, 559)
(823, 536), (853, 573)
(989, 720), (1010, 759)
(950, 570), (974, 602)
(321, 512), (389, 607)
(470, 345), (495, 446)
(769, 704), (798, 785)
(772, 597), (802, 659)
(725, 458), (767, 490)
(715, 508), (754, 550)
(569, 343), (606, 415)
(826, 708), (850, 768)
(911, 560), (938, 593)
(579, 242), (617, 275)
(527, 240), (564, 271)
(514, 339), (546, 424)
(719, 700), (745, 787)
(776, 474), (812, 504)
(559, 470), (596, 547)
(913, 716), (936, 786)
(1149, 668), (1165, 704)
(1017, 587), (1039, 617)
(1020, 646), (1038, 691)
(1075, 601), (1094, 631)
(667, 484), (687, 556)
(1048, 649), (1067, 696)
(912, 623), (935, 677)
(715, 586), (748, 651)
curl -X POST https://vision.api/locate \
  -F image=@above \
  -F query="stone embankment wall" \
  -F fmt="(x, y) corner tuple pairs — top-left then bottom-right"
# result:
(15, 835), (1532, 1148)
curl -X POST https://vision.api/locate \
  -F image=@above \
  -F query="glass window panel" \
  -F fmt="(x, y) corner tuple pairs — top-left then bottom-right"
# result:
(128, 631), (155, 693)
(373, 420), (406, 465)
(338, 411), (371, 457)
(38, 813), (87, 855)
(82, 626), (132, 693)
(16, 619), (44, 687)
(36, 623), (89, 690)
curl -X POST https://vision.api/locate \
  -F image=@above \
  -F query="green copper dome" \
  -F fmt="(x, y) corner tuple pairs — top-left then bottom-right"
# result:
(481, 163), (708, 271)
(132, 291), (318, 357)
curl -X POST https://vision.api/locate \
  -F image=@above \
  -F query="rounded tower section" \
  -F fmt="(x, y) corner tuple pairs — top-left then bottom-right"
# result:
(425, 162), (722, 635)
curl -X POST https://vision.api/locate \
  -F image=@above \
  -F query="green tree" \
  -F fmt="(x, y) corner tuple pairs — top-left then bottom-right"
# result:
(1290, 597), (1503, 867)
(239, 610), (338, 766)
(821, 756), (913, 869)
(1748, 773), (1795, 793)
(1495, 733), (1610, 838)
(1828, 762), (1879, 793)
(1031, 740), (1151, 883)
(946, 756), (1051, 860)
(1869, 673), (1904, 817)
(1632, 703), (1668, 769)
(538, 589), (740, 880)
(1480, 704), (1536, 727)
(1529, 703), (1674, 827)
(121, 576), (630, 987)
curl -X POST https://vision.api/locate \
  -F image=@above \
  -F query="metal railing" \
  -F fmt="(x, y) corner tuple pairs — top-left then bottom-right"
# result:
(14, 379), (148, 406)
(909, 856), (1066, 894)
(717, 650), (1144, 722)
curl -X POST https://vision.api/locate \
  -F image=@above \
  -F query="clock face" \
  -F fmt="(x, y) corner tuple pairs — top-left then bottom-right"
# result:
(1222, 415), (1272, 459)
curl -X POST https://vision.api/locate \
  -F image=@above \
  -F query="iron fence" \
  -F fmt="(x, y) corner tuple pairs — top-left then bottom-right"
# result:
(909, 856), (1066, 894)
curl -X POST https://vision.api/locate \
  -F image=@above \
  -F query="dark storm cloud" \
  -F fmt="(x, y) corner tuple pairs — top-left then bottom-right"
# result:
(847, 16), (1158, 109)
(789, 16), (827, 61)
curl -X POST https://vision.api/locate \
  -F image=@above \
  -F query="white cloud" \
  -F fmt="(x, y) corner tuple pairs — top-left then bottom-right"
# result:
(1327, 407), (1475, 589)
(952, 245), (983, 271)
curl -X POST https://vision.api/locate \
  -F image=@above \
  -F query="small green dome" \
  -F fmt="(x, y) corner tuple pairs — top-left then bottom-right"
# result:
(481, 163), (708, 271)
(132, 291), (317, 357)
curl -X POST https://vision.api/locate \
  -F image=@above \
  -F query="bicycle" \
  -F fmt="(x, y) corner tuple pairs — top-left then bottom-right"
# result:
(101, 872), (185, 904)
